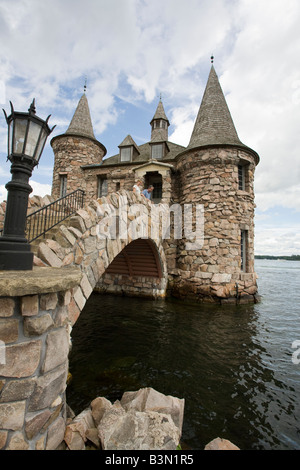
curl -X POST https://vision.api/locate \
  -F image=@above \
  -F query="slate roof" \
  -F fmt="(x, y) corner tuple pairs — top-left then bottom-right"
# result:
(101, 140), (185, 167)
(150, 99), (170, 125)
(188, 65), (247, 150)
(65, 93), (97, 141)
(118, 135), (140, 154)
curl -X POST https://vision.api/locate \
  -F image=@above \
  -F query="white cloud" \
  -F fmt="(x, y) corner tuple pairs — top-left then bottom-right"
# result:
(0, 180), (51, 203)
(255, 185), (300, 212)
(0, 0), (299, 254)
(255, 225), (300, 256)
(219, 0), (300, 214)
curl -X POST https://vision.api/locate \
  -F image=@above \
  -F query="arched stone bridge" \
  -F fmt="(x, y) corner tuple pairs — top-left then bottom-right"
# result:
(0, 190), (173, 450)
(34, 189), (169, 312)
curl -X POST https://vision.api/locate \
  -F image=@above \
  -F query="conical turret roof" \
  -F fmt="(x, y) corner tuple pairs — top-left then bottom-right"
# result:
(65, 93), (96, 140)
(188, 65), (246, 150)
(150, 99), (170, 126)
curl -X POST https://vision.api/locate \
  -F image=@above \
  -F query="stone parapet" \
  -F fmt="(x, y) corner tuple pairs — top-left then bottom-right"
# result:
(0, 266), (82, 450)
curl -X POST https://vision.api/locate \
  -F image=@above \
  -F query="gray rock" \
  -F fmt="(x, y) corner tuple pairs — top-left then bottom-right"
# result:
(97, 388), (184, 450)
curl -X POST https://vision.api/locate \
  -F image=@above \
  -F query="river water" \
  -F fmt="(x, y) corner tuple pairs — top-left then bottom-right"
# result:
(67, 259), (300, 450)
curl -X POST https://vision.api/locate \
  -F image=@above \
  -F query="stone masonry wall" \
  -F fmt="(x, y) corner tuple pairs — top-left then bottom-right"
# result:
(95, 272), (167, 298)
(171, 147), (258, 303)
(82, 165), (136, 205)
(0, 267), (82, 450)
(51, 135), (105, 200)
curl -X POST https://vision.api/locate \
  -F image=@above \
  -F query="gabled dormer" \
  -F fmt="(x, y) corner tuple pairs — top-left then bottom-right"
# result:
(118, 135), (140, 163)
(150, 131), (170, 160)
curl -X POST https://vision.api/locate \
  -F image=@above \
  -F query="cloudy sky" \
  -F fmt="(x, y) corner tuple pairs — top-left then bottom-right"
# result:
(0, 0), (299, 256)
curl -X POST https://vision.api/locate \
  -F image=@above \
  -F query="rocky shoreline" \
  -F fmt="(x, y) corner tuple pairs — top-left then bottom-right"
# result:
(59, 387), (239, 451)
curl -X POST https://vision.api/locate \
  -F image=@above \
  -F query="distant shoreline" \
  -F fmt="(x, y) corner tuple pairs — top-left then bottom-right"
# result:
(255, 255), (300, 261)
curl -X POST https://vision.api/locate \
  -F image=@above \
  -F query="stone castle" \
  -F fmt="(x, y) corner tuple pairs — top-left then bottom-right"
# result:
(50, 64), (260, 303)
(0, 64), (260, 450)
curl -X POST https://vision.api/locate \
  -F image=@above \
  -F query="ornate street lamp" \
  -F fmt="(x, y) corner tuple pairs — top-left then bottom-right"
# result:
(0, 99), (55, 270)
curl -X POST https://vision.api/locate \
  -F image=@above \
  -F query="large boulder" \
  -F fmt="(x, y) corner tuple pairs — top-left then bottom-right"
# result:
(98, 388), (184, 450)
(98, 400), (181, 450)
(64, 387), (185, 450)
(120, 387), (185, 432)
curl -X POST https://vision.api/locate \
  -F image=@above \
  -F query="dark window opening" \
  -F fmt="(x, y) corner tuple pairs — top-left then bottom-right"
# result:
(238, 163), (249, 191)
(145, 171), (162, 204)
(241, 230), (248, 272)
(98, 176), (108, 198)
(60, 175), (67, 198)
(238, 165), (245, 190)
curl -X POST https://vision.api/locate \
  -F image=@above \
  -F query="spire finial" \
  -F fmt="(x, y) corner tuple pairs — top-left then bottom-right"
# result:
(84, 76), (87, 93)
(28, 98), (36, 114)
(211, 55), (214, 64)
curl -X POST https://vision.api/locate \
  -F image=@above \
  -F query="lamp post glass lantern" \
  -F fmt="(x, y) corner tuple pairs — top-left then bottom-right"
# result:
(0, 99), (55, 271)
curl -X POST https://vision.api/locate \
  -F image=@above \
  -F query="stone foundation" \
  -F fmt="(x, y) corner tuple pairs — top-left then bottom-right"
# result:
(168, 269), (259, 304)
(95, 273), (167, 299)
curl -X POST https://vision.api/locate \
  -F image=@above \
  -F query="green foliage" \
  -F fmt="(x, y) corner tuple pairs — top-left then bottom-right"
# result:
(255, 255), (300, 261)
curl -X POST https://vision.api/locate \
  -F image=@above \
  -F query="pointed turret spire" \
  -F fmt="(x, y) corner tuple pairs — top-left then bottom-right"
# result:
(65, 93), (96, 140)
(151, 99), (169, 124)
(188, 65), (246, 150)
(150, 98), (170, 142)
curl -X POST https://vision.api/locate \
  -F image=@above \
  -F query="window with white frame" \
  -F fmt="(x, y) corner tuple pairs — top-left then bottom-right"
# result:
(151, 143), (163, 159)
(153, 119), (166, 129)
(120, 147), (132, 162)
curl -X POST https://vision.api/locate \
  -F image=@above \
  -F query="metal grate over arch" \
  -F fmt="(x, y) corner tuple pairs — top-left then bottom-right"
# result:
(105, 238), (162, 278)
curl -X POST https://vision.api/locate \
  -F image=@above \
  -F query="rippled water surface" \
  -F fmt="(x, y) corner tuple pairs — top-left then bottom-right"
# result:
(67, 260), (300, 450)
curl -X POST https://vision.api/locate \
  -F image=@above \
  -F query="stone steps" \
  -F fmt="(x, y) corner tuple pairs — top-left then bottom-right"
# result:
(30, 221), (70, 256)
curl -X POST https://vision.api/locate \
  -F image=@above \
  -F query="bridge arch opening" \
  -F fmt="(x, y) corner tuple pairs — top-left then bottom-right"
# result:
(95, 238), (167, 298)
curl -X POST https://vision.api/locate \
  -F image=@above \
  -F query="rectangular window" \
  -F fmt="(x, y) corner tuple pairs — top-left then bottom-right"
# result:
(241, 230), (248, 272)
(120, 147), (131, 162)
(59, 175), (67, 198)
(238, 165), (245, 190)
(98, 177), (108, 198)
(151, 144), (163, 159)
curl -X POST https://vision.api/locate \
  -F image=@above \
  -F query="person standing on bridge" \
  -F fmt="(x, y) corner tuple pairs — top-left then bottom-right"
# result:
(142, 185), (154, 201)
(133, 180), (143, 195)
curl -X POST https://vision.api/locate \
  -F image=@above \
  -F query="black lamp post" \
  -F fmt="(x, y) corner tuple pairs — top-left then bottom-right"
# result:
(0, 99), (55, 270)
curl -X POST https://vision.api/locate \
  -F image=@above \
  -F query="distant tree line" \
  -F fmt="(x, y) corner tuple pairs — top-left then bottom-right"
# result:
(255, 255), (300, 261)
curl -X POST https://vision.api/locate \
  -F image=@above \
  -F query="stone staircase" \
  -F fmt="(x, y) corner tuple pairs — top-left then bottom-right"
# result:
(29, 222), (65, 256)
(25, 189), (85, 257)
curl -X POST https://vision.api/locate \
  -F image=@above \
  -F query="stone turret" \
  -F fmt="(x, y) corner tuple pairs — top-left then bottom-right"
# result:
(174, 64), (260, 303)
(150, 99), (170, 143)
(50, 93), (106, 201)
